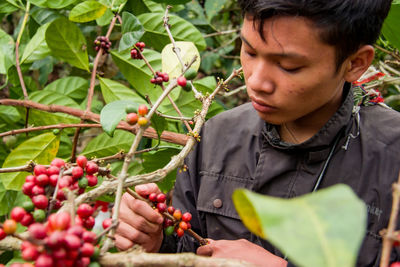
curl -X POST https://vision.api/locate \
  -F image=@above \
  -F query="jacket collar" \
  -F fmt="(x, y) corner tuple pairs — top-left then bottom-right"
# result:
(262, 82), (354, 151)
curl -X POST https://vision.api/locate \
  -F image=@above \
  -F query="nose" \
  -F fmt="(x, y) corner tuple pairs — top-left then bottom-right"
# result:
(245, 61), (275, 94)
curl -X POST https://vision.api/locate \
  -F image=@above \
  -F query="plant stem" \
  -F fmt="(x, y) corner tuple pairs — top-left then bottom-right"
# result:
(380, 171), (400, 267)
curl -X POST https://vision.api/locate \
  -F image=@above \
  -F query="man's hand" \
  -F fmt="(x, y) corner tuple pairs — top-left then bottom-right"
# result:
(197, 239), (287, 267)
(115, 183), (164, 252)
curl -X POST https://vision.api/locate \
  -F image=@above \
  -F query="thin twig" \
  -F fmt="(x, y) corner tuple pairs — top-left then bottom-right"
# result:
(0, 161), (35, 173)
(163, 6), (185, 71)
(380, 171), (400, 267)
(204, 29), (240, 38)
(221, 85), (246, 97)
(47, 167), (64, 217)
(96, 221), (119, 241)
(375, 44), (400, 62)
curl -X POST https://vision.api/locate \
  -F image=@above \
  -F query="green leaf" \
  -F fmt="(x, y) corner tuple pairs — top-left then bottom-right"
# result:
(96, 8), (114, 26)
(111, 49), (182, 103)
(0, 106), (20, 124)
(100, 100), (139, 136)
(0, 182), (18, 216)
(43, 76), (88, 100)
(161, 41), (200, 79)
(21, 23), (51, 64)
(45, 0), (78, 9)
(82, 130), (135, 158)
(29, 0), (48, 8)
(204, 0), (229, 21)
(150, 114), (166, 140)
(28, 90), (81, 127)
(119, 12), (144, 52)
(99, 77), (147, 104)
(31, 7), (62, 25)
(151, 0), (190, 4)
(137, 13), (206, 51)
(382, 3), (400, 50)
(69, 1), (107, 23)
(46, 17), (89, 71)
(142, 148), (181, 192)
(0, 28), (15, 74)
(0, 2), (18, 13)
(192, 76), (216, 94)
(0, 132), (60, 190)
(232, 184), (366, 267)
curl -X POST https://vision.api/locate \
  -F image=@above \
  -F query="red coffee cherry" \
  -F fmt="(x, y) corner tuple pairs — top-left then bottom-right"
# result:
(177, 76), (187, 87)
(85, 162), (99, 175)
(20, 213), (34, 227)
(34, 165), (47, 176)
(138, 104), (148, 116)
(51, 158), (65, 168)
(80, 242), (95, 257)
(64, 234), (81, 250)
(46, 230), (64, 249)
(67, 225), (84, 238)
(35, 174), (49, 187)
(176, 227), (184, 237)
(182, 212), (192, 222)
(32, 194), (48, 210)
(28, 223), (47, 239)
(156, 193), (166, 203)
(52, 247), (67, 260)
(25, 175), (36, 183)
(83, 216), (95, 230)
(54, 212), (71, 231)
(0, 228), (6, 240)
(156, 202), (167, 213)
(21, 245), (39, 261)
(167, 206), (175, 215)
(148, 193), (157, 202)
(35, 254), (54, 267)
(10, 207), (26, 222)
(102, 218), (112, 229)
(87, 174), (98, 187)
(49, 174), (59, 187)
(31, 185), (45, 195)
(126, 113), (138, 125)
(179, 221), (188, 231)
(22, 182), (35, 196)
(76, 155), (88, 168)
(82, 230), (97, 244)
(71, 166), (84, 179)
(163, 218), (173, 228)
(77, 204), (94, 219)
(46, 166), (60, 176)
(3, 219), (17, 234)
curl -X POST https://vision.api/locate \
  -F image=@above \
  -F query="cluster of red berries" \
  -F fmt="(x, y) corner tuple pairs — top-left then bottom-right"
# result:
(150, 71), (169, 85)
(94, 36), (111, 54)
(144, 192), (192, 238)
(20, 157), (99, 227)
(22, 211), (99, 267)
(126, 104), (149, 126)
(130, 42), (145, 59)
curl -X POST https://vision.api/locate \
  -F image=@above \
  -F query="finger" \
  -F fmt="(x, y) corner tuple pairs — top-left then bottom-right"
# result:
(115, 234), (134, 251)
(135, 183), (161, 196)
(196, 244), (213, 256)
(122, 194), (163, 224)
(115, 221), (151, 245)
(119, 204), (161, 234)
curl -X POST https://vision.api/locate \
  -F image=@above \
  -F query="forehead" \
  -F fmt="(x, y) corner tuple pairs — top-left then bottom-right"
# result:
(241, 16), (335, 61)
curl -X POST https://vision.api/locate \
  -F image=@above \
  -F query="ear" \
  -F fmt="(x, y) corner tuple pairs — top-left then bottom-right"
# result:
(343, 45), (375, 83)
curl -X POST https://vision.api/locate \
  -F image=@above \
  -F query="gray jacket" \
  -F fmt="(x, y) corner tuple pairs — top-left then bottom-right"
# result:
(164, 85), (400, 266)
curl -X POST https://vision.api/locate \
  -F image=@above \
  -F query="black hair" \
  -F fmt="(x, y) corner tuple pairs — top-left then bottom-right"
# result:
(238, 0), (393, 70)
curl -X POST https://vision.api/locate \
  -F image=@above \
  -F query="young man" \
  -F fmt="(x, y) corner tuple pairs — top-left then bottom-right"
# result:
(116, 0), (400, 266)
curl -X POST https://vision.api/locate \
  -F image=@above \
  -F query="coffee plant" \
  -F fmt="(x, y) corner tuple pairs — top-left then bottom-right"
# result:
(0, 0), (399, 266)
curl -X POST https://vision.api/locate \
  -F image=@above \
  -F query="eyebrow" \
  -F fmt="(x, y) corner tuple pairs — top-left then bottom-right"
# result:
(240, 33), (308, 60)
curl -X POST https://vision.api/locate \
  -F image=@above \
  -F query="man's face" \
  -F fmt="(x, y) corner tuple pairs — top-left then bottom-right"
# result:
(241, 16), (348, 126)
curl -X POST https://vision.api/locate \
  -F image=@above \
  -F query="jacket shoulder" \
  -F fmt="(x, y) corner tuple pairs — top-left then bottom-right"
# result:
(360, 104), (400, 147)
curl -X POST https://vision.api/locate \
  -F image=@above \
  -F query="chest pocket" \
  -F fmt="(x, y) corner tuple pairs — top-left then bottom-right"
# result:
(196, 171), (255, 240)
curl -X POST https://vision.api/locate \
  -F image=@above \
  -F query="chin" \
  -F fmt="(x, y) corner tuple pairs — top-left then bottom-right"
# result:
(256, 112), (283, 125)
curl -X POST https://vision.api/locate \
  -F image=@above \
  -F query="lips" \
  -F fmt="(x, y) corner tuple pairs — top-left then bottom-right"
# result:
(251, 98), (277, 113)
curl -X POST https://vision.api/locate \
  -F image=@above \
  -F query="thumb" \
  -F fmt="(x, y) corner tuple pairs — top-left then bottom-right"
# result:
(196, 239), (214, 256)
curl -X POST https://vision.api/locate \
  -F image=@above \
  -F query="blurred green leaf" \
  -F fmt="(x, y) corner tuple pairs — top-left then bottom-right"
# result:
(100, 100), (138, 136)
(233, 184), (366, 267)
(21, 22), (51, 64)
(0, 29), (15, 74)
(382, 3), (400, 50)
(43, 76), (88, 100)
(96, 8), (114, 26)
(0, 132), (60, 190)
(137, 13), (206, 51)
(204, 0), (229, 21)
(150, 114), (166, 140)
(151, 0), (190, 4)
(69, 1), (107, 23)
(99, 77), (147, 104)
(46, 17), (89, 70)
(161, 41), (200, 79)
(0, 182), (18, 216)
(82, 130), (135, 158)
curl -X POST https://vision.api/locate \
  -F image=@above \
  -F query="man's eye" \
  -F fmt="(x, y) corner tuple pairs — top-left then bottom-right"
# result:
(245, 50), (256, 57)
(279, 65), (302, 73)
